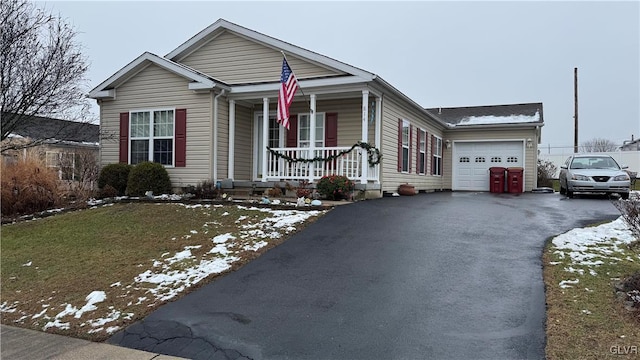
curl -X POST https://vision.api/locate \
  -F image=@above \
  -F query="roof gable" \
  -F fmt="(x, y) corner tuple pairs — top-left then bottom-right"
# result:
(427, 103), (544, 128)
(89, 52), (229, 99)
(166, 19), (375, 82)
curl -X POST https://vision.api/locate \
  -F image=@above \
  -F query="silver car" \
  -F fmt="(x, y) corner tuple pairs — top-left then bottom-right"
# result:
(559, 155), (631, 199)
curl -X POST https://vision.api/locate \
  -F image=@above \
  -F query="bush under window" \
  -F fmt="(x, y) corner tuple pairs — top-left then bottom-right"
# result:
(126, 162), (172, 196)
(98, 163), (132, 196)
(316, 175), (355, 201)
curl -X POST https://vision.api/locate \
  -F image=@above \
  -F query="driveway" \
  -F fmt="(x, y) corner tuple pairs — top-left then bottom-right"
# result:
(108, 192), (621, 360)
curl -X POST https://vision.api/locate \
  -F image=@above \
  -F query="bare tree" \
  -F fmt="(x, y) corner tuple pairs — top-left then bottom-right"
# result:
(0, 0), (92, 152)
(580, 138), (618, 153)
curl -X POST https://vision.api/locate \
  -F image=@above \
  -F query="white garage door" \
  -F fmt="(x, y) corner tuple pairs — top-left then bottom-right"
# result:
(453, 141), (524, 191)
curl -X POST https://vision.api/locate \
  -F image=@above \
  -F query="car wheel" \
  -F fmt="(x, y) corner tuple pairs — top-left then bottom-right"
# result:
(621, 192), (630, 200)
(559, 185), (566, 195)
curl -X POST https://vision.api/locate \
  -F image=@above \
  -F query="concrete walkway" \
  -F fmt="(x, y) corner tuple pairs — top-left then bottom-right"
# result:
(1, 325), (185, 360)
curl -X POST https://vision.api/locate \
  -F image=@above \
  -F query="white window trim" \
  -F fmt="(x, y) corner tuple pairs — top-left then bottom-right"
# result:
(401, 119), (410, 173)
(433, 135), (442, 176)
(419, 128), (426, 175)
(129, 108), (176, 167)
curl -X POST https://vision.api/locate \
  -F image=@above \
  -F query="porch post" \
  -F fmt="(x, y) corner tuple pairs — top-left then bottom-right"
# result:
(262, 98), (269, 182)
(309, 94), (316, 182)
(374, 96), (382, 183)
(360, 90), (369, 184)
(228, 99), (235, 180)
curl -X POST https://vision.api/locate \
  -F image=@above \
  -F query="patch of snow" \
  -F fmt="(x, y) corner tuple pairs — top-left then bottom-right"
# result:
(244, 241), (268, 251)
(190, 230), (198, 234)
(154, 194), (183, 201)
(452, 111), (540, 126)
(74, 291), (106, 318)
(212, 233), (235, 244)
(110, 282), (121, 287)
(221, 211), (230, 216)
(559, 279), (580, 288)
(210, 244), (232, 255)
(22, 261), (32, 267)
(43, 319), (70, 331)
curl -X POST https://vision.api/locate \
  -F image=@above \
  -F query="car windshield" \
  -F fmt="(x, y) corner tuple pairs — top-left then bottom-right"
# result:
(570, 157), (620, 170)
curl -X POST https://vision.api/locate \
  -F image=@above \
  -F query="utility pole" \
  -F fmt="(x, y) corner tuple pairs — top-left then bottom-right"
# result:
(574, 67), (578, 153)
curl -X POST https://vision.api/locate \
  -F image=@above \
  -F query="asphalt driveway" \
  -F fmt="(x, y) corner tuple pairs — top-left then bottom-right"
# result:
(108, 192), (621, 360)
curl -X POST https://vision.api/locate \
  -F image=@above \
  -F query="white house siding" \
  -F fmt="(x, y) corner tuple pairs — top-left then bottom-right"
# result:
(179, 31), (343, 84)
(380, 96), (447, 194)
(234, 104), (253, 180)
(99, 64), (212, 187)
(444, 128), (539, 191)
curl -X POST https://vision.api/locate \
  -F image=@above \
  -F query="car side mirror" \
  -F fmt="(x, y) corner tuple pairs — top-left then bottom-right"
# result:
(560, 165), (568, 169)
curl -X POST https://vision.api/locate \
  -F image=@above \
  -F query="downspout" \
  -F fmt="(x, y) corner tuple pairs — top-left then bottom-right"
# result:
(212, 89), (226, 181)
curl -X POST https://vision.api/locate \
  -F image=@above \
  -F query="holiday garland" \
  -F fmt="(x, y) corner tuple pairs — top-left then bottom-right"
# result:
(267, 141), (382, 166)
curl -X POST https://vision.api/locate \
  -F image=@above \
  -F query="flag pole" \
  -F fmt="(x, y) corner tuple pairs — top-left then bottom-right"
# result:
(281, 51), (313, 114)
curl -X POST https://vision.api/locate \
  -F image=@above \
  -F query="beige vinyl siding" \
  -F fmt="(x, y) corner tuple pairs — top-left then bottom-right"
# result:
(234, 104), (253, 180)
(217, 99), (229, 179)
(445, 128), (539, 191)
(180, 31), (344, 84)
(99, 63), (212, 187)
(380, 96), (446, 193)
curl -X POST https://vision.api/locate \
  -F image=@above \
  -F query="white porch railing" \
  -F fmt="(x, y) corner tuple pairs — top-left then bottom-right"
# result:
(265, 146), (379, 183)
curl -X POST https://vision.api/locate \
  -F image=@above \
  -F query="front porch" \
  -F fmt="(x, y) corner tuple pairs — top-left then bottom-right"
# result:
(223, 88), (383, 187)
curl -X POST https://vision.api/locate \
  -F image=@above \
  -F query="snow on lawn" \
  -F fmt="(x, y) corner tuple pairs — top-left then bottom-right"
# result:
(2, 203), (325, 337)
(551, 216), (638, 288)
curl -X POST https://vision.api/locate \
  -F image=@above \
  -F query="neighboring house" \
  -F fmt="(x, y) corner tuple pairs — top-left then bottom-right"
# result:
(1, 113), (100, 182)
(89, 19), (543, 197)
(620, 136), (640, 151)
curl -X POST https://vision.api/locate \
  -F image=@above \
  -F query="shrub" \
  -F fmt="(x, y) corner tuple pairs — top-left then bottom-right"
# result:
(316, 175), (355, 201)
(98, 163), (132, 196)
(612, 198), (640, 242)
(99, 184), (118, 199)
(126, 162), (172, 196)
(537, 159), (557, 188)
(266, 187), (282, 197)
(188, 180), (220, 199)
(296, 179), (311, 198)
(1, 157), (61, 217)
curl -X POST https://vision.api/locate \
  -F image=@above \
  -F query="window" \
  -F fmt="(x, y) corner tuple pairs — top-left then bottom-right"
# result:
(507, 156), (518, 163)
(459, 157), (470, 163)
(419, 129), (426, 174)
(491, 157), (502, 163)
(475, 157), (486, 163)
(130, 109), (174, 165)
(432, 136), (442, 176)
(298, 113), (325, 148)
(46, 151), (77, 180)
(401, 121), (410, 172)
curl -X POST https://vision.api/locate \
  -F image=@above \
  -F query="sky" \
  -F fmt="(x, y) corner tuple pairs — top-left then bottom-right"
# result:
(39, 0), (640, 154)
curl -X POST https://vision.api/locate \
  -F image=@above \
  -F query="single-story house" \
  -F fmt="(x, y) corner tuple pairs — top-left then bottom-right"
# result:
(89, 19), (543, 197)
(1, 113), (99, 182)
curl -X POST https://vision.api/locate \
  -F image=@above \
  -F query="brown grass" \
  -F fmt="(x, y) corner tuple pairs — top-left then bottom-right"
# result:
(544, 239), (640, 359)
(1, 157), (61, 217)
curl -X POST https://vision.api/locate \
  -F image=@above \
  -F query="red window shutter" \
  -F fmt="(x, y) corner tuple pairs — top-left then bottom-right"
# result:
(397, 119), (402, 172)
(175, 108), (187, 167)
(119, 113), (129, 163)
(325, 113), (338, 147)
(408, 125), (413, 173)
(286, 115), (298, 147)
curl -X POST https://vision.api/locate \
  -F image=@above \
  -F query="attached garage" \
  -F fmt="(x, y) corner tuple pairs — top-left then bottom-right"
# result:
(452, 140), (524, 191)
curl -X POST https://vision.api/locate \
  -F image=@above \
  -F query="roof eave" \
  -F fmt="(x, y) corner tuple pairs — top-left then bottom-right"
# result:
(446, 121), (545, 130)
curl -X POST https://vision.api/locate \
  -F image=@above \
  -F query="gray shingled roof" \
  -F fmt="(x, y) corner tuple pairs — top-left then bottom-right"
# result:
(2, 113), (99, 144)
(426, 103), (544, 127)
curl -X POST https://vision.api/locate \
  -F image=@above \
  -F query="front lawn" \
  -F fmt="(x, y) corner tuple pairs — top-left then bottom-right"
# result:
(0, 201), (326, 341)
(544, 217), (640, 359)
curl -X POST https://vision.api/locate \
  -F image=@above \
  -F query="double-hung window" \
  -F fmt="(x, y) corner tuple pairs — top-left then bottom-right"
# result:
(401, 120), (410, 172)
(46, 151), (77, 180)
(419, 129), (426, 174)
(298, 113), (325, 148)
(432, 136), (442, 176)
(130, 109), (175, 166)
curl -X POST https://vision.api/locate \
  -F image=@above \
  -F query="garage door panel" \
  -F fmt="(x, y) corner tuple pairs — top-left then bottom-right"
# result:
(453, 141), (523, 191)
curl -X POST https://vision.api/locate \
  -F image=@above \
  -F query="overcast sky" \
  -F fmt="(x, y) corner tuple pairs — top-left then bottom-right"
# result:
(42, 0), (639, 153)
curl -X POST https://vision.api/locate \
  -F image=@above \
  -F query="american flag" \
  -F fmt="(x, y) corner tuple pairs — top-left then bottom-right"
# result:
(277, 58), (299, 130)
